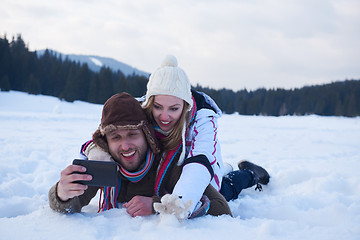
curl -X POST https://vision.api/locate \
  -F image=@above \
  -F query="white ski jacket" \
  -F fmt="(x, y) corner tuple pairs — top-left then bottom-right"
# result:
(171, 90), (224, 214)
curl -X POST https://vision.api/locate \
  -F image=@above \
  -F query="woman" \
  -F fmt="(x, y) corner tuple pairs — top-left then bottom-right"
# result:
(141, 55), (270, 215)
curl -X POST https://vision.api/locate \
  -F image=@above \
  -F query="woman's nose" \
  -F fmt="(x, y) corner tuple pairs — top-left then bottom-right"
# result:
(159, 111), (169, 120)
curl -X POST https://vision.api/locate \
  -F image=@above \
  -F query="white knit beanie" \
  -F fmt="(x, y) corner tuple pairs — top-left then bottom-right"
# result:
(143, 55), (192, 166)
(142, 55), (193, 111)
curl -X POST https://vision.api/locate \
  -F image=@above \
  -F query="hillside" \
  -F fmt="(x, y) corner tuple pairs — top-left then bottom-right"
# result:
(36, 49), (149, 77)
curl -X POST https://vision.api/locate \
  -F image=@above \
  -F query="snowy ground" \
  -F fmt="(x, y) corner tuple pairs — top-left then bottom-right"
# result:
(0, 91), (359, 240)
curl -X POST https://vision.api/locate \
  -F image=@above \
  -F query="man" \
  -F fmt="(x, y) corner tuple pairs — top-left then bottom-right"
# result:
(49, 92), (232, 219)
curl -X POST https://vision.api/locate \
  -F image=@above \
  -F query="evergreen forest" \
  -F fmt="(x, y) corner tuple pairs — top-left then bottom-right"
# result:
(1, 34), (359, 117)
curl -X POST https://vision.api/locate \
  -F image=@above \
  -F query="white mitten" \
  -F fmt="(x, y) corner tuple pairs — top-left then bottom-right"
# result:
(153, 194), (192, 220)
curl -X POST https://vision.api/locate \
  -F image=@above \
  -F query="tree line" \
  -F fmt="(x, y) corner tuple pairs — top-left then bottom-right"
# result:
(194, 80), (360, 117)
(0, 34), (148, 104)
(1, 34), (359, 117)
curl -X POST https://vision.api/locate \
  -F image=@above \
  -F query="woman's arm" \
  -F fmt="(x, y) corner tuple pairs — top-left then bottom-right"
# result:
(171, 109), (224, 215)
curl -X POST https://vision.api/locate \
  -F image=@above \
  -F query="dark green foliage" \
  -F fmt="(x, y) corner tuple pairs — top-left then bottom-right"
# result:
(0, 75), (11, 91)
(194, 80), (360, 117)
(1, 34), (360, 117)
(0, 34), (148, 104)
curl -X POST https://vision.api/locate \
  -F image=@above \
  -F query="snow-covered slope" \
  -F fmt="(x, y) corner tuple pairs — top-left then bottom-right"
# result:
(0, 91), (359, 240)
(36, 49), (149, 77)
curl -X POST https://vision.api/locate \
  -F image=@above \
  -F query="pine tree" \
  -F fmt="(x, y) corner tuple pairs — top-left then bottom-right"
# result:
(0, 75), (11, 91)
(97, 67), (114, 104)
(27, 73), (41, 94)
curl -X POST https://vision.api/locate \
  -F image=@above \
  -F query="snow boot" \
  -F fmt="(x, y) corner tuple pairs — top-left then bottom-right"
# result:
(238, 161), (270, 190)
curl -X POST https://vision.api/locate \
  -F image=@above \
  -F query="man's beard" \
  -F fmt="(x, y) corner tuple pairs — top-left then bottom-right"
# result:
(116, 147), (147, 172)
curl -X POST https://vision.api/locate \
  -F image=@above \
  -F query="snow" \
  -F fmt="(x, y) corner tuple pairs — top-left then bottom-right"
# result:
(0, 91), (359, 240)
(89, 57), (103, 67)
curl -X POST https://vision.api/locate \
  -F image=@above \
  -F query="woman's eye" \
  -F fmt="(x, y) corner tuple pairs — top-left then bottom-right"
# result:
(153, 105), (161, 110)
(170, 107), (179, 111)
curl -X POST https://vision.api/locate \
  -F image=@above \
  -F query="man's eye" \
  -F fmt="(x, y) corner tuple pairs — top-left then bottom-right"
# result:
(129, 132), (138, 137)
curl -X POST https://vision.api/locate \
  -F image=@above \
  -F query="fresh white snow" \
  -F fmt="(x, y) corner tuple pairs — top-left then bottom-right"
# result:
(89, 57), (103, 67)
(0, 91), (359, 240)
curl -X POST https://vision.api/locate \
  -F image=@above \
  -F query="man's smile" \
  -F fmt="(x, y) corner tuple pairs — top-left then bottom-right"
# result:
(121, 150), (136, 158)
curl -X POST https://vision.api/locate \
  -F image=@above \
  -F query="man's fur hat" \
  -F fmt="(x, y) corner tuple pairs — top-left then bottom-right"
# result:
(92, 92), (160, 154)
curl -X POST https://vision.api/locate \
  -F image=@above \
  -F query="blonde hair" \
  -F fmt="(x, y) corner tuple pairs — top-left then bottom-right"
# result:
(143, 96), (190, 151)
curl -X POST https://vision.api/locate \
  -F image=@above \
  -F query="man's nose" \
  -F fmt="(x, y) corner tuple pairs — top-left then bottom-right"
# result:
(120, 139), (131, 151)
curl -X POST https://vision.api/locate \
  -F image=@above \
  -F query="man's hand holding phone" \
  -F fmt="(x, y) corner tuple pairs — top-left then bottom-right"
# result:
(57, 164), (92, 202)
(57, 160), (117, 201)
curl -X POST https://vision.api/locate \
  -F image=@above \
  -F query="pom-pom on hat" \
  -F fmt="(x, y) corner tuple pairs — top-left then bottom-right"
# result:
(143, 55), (193, 111)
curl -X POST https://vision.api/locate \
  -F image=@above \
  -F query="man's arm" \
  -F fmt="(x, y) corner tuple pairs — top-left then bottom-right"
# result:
(48, 165), (98, 213)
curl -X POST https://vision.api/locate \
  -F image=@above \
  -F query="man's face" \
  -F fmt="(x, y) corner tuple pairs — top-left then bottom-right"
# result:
(106, 128), (148, 172)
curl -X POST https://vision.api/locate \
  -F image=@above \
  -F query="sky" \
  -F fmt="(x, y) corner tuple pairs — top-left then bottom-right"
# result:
(1, 0), (360, 91)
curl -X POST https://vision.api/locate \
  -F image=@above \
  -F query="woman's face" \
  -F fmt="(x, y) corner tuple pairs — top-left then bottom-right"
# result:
(152, 95), (184, 132)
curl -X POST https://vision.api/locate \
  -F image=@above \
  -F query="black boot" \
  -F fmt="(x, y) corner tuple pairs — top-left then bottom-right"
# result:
(238, 161), (270, 190)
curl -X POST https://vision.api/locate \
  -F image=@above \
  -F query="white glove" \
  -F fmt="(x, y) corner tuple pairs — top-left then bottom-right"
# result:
(153, 194), (192, 220)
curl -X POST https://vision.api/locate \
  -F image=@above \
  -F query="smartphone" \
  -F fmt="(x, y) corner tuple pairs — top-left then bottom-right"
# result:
(72, 159), (118, 187)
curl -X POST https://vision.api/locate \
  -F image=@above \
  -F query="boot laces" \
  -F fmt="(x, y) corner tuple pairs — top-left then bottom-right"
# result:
(244, 169), (264, 191)
(255, 183), (263, 191)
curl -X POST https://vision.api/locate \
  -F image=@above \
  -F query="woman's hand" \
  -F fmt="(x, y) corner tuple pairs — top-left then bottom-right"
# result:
(153, 194), (192, 220)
